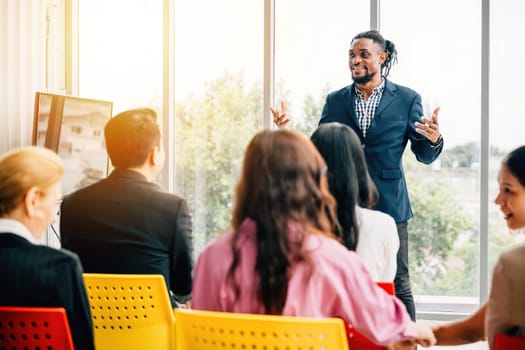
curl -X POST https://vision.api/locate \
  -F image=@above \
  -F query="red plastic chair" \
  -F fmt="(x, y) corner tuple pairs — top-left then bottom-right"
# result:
(494, 333), (525, 349)
(0, 306), (75, 350)
(376, 281), (396, 295)
(346, 281), (396, 350)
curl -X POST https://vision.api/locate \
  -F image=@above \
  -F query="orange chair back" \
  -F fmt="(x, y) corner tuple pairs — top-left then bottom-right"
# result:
(346, 281), (396, 350)
(0, 306), (74, 350)
(494, 333), (525, 349)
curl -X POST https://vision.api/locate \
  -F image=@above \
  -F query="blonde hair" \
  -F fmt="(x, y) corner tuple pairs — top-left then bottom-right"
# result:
(0, 146), (64, 215)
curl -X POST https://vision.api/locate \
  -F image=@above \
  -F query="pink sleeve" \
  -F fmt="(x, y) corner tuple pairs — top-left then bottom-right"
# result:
(191, 244), (220, 310)
(333, 253), (417, 345)
(191, 236), (232, 311)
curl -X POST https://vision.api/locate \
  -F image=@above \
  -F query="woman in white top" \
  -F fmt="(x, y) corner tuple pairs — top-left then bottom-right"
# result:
(311, 122), (399, 281)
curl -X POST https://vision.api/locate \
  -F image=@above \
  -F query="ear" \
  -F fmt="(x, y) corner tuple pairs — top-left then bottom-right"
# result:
(379, 51), (388, 64)
(24, 186), (41, 218)
(151, 145), (164, 167)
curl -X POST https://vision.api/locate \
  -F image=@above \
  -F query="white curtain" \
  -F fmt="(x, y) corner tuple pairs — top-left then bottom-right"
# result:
(0, 0), (64, 154)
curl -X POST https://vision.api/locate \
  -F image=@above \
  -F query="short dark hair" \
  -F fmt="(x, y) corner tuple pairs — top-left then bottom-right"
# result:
(104, 108), (161, 168)
(351, 30), (398, 78)
(503, 145), (525, 186)
(311, 123), (379, 251)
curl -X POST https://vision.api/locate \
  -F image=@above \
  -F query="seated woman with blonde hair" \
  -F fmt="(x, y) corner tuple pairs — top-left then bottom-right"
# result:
(192, 129), (435, 348)
(0, 146), (94, 350)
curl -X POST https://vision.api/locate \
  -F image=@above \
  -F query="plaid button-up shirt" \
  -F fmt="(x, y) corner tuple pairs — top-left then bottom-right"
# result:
(354, 79), (385, 138)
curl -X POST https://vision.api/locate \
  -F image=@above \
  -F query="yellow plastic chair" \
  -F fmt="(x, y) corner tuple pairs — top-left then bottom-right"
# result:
(83, 273), (175, 350)
(174, 309), (349, 350)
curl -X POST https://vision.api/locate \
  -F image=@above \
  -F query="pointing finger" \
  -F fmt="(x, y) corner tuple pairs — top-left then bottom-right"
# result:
(281, 100), (287, 114)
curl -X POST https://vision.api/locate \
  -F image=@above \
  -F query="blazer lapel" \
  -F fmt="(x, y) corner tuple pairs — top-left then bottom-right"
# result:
(375, 80), (397, 117)
(367, 80), (397, 135)
(342, 85), (360, 130)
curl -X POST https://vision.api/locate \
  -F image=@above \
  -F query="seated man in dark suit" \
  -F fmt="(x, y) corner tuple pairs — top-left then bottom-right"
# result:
(0, 146), (95, 350)
(60, 108), (193, 306)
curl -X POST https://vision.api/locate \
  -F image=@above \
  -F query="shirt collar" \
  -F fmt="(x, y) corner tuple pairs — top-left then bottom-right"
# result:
(354, 78), (386, 96)
(0, 219), (40, 244)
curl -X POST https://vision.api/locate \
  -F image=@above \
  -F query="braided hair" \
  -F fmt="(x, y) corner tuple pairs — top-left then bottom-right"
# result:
(352, 30), (398, 78)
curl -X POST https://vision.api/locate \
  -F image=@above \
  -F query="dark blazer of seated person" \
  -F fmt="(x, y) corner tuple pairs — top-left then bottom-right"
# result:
(60, 108), (193, 306)
(0, 146), (95, 350)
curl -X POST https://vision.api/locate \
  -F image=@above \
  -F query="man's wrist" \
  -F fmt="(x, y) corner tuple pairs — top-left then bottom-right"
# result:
(430, 134), (443, 147)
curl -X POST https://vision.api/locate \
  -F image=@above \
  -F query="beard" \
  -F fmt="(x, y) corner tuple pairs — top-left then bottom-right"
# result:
(352, 70), (377, 84)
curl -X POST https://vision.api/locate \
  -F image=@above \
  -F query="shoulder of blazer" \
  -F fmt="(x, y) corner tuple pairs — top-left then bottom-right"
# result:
(329, 84), (354, 99)
(0, 233), (33, 247)
(385, 79), (419, 98)
(0, 234), (82, 266)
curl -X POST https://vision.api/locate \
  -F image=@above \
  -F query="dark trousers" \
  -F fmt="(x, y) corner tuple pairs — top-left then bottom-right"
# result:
(394, 221), (416, 321)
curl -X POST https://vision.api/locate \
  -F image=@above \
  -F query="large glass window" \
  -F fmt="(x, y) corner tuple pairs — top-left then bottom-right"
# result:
(71, 0), (525, 324)
(78, 0), (163, 113)
(274, 0), (369, 136)
(489, 0), (525, 279)
(381, 0), (482, 313)
(173, 0), (264, 256)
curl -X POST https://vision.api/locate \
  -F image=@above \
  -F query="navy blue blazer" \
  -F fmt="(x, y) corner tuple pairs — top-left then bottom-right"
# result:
(320, 79), (443, 222)
(0, 233), (95, 350)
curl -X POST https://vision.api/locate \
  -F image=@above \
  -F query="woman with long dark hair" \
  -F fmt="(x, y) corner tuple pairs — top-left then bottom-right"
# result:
(311, 122), (398, 281)
(192, 129), (435, 348)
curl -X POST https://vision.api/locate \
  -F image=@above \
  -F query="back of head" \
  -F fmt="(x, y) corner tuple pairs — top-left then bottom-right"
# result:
(503, 145), (525, 186)
(104, 108), (161, 168)
(311, 123), (378, 250)
(231, 128), (338, 314)
(233, 128), (336, 233)
(352, 29), (398, 77)
(311, 123), (378, 207)
(0, 146), (64, 216)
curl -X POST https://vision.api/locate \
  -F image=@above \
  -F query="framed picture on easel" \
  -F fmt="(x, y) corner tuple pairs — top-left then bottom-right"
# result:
(32, 92), (113, 195)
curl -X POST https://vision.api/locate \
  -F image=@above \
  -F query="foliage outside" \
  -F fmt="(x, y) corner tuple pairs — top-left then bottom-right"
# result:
(173, 72), (261, 254)
(405, 164), (475, 296)
(171, 72), (511, 297)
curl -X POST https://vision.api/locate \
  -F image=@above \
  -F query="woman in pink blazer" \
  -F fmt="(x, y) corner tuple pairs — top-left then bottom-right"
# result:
(192, 128), (435, 348)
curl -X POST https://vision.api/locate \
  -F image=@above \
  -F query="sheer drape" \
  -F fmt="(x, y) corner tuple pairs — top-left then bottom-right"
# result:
(0, 0), (64, 154)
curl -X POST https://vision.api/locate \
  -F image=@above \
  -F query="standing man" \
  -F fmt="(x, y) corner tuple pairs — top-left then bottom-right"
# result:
(60, 108), (193, 306)
(272, 30), (443, 320)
